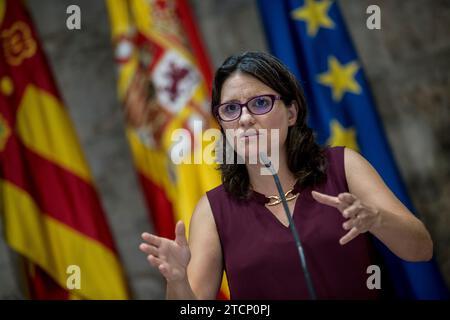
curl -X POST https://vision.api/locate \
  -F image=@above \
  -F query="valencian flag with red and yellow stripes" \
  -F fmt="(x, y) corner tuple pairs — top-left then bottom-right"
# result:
(106, 0), (229, 298)
(0, 0), (129, 299)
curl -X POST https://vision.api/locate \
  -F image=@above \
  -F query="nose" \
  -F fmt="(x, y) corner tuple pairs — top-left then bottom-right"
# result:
(238, 106), (256, 128)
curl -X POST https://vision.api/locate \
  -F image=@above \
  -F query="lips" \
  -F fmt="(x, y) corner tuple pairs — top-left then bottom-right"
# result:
(238, 130), (260, 139)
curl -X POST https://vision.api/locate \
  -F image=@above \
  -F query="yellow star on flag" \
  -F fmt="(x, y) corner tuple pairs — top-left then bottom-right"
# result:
(327, 119), (359, 151)
(291, 0), (335, 37)
(317, 56), (361, 102)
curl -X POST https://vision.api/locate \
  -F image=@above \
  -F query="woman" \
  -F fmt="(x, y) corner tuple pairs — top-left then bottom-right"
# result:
(139, 52), (433, 299)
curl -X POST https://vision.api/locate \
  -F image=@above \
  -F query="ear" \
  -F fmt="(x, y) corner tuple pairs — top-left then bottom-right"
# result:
(287, 101), (299, 126)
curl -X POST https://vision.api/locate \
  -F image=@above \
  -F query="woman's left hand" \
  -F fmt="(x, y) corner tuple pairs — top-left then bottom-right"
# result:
(312, 190), (382, 245)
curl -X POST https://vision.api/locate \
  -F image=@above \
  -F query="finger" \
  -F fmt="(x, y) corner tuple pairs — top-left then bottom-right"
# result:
(311, 191), (341, 209)
(355, 212), (367, 221)
(175, 221), (188, 247)
(338, 193), (357, 206)
(147, 254), (163, 268)
(139, 243), (159, 257)
(158, 264), (169, 278)
(342, 201), (362, 219)
(353, 212), (369, 230)
(339, 227), (360, 245)
(142, 232), (161, 247)
(342, 219), (355, 231)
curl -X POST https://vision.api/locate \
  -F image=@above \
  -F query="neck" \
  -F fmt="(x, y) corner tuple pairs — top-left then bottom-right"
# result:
(246, 150), (297, 197)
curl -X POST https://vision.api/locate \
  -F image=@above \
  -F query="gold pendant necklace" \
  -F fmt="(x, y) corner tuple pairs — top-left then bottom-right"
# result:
(266, 188), (298, 206)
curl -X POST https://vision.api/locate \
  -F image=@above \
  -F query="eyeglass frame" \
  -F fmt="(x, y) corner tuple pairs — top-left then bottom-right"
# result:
(213, 94), (282, 122)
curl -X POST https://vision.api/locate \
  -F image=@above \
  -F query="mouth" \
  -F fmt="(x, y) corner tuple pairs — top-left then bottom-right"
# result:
(238, 130), (260, 139)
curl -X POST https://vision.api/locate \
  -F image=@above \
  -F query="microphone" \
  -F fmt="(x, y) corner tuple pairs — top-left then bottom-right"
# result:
(259, 153), (317, 300)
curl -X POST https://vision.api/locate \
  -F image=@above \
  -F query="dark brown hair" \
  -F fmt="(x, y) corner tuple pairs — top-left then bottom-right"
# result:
(212, 51), (327, 200)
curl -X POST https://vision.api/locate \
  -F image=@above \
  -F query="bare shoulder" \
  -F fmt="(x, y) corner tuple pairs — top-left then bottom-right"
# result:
(190, 194), (215, 229)
(343, 147), (384, 195)
(343, 147), (382, 184)
(189, 193), (220, 248)
(343, 147), (371, 172)
(343, 147), (409, 214)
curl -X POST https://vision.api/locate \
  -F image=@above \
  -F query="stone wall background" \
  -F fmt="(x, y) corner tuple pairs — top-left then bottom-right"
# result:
(0, 0), (448, 298)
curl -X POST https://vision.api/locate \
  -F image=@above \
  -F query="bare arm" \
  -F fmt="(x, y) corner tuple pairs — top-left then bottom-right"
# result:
(312, 147), (433, 262)
(140, 194), (223, 299)
(343, 147), (433, 261)
(186, 194), (223, 299)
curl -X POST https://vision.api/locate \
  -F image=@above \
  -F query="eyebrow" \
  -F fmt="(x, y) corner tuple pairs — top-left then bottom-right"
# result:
(221, 94), (273, 105)
(221, 98), (241, 104)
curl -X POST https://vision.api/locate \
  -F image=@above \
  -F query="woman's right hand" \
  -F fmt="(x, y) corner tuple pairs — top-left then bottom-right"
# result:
(139, 221), (191, 283)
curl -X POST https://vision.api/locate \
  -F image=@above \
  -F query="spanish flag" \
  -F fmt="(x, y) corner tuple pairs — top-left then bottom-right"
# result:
(106, 0), (229, 299)
(0, 0), (129, 299)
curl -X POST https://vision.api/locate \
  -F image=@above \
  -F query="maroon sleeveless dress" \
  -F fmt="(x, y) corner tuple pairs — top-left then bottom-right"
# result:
(206, 146), (380, 299)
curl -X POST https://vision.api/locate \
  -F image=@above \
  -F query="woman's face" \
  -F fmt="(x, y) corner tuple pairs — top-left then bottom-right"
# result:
(219, 72), (298, 164)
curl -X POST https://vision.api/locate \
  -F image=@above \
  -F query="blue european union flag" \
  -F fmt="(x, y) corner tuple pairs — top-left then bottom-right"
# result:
(257, 0), (449, 299)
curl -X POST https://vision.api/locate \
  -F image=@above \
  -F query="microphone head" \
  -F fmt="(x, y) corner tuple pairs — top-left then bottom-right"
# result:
(259, 152), (272, 168)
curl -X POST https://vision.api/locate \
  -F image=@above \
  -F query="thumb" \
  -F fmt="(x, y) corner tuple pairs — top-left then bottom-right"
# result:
(175, 220), (188, 247)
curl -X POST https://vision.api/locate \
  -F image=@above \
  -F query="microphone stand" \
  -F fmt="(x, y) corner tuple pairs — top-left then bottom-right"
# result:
(260, 153), (317, 300)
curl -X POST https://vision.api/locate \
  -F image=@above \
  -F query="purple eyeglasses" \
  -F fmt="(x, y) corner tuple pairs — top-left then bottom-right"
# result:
(213, 94), (281, 122)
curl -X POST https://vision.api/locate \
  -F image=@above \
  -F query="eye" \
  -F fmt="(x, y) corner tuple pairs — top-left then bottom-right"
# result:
(252, 96), (270, 109)
(223, 103), (240, 114)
